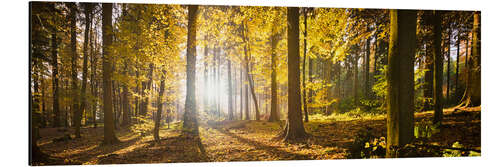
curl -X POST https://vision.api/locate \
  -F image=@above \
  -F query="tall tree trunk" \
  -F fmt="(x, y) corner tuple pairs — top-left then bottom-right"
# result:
(242, 22), (260, 120)
(386, 9), (417, 158)
(75, 3), (92, 138)
(121, 63), (130, 127)
(227, 58), (234, 120)
(203, 40), (209, 110)
(102, 3), (119, 144)
(365, 26), (371, 98)
(423, 42), (434, 111)
(182, 5), (201, 137)
(216, 47), (221, 118)
(90, 16), (98, 128)
(446, 27), (451, 103)
(239, 66), (243, 120)
(432, 11), (444, 124)
(281, 7), (307, 141)
(455, 29), (460, 99)
(302, 8), (309, 122)
(353, 53), (359, 106)
(154, 70), (166, 142)
(69, 2), (80, 133)
(460, 12), (481, 107)
(269, 23), (279, 122)
(51, 32), (61, 127)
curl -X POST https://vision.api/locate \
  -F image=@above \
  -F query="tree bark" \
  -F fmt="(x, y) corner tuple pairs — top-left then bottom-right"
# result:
(154, 70), (166, 142)
(432, 11), (444, 124)
(269, 19), (279, 122)
(386, 9), (417, 158)
(182, 5), (200, 136)
(69, 2), (80, 133)
(102, 3), (119, 145)
(281, 7), (307, 141)
(302, 8), (309, 122)
(365, 25), (371, 98)
(459, 11), (481, 107)
(51, 32), (61, 127)
(227, 58), (234, 120)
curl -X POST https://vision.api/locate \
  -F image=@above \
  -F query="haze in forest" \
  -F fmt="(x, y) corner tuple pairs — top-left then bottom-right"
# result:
(29, 2), (481, 165)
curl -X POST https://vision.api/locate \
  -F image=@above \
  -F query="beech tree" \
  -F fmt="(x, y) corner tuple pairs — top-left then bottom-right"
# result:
(386, 9), (416, 158)
(281, 7), (307, 141)
(102, 3), (119, 145)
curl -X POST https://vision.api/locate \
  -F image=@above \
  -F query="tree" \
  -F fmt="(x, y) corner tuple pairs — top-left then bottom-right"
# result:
(281, 7), (307, 141)
(268, 7), (280, 122)
(68, 2), (80, 131)
(432, 11), (444, 124)
(302, 7), (309, 122)
(154, 69), (166, 142)
(458, 11), (480, 107)
(102, 3), (119, 145)
(386, 9), (416, 158)
(75, 3), (93, 138)
(227, 57), (234, 120)
(182, 5), (200, 136)
(51, 32), (61, 127)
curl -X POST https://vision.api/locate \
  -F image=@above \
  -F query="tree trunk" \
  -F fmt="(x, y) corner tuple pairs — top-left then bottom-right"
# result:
(182, 5), (200, 136)
(302, 8), (309, 122)
(69, 2), (80, 135)
(75, 3), (92, 138)
(386, 10), (417, 158)
(365, 26), (371, 98)
(240, 65), (243, 120)
(102, 3), (119, 145)
(51, 32), (61, 127)
(446, 27), (451, 103)
(423, 41), (434, 111)
(154, 70), (166, 142)
(121, 63), (130, 127)
(353, 53), (359, 106)
(281, 7), (307, 141)
(460, 11), (481, 107)
(227, 58), (234, 120)
(241, 22), (260, 120)
(269, 21), (279, 122)
(455, 29), (460, 99)
(432, 11), (444, 124)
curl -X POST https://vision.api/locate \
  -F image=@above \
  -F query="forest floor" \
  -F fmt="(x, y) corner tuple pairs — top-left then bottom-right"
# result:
(34, 106), (481, 165)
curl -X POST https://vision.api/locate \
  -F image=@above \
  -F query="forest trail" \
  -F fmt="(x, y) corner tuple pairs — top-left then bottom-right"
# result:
(35, 107), (480, 165)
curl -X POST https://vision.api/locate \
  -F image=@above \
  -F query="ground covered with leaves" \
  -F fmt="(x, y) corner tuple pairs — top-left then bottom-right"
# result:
(34, 107), (480, 165)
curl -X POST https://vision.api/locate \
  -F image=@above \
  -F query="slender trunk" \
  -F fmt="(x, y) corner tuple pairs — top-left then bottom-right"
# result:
(227, 58), (234, 120)
(302, 8), (309, 122)
(121, 63), (130, 127)
(365, 28), (371, 98)
(51, 32), (60, 127)
(353, 53), (359, 106)
(154, 70), (166, 141)
(75, 3), (92, 138)
(240, 66), (243, 120)
(269, 22), (279, 122)
(455, 30), (460, 99)
(446, 28), (451, 103)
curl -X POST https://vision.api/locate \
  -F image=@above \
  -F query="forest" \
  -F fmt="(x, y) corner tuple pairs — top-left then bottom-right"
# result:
(29, 2), (481, 165)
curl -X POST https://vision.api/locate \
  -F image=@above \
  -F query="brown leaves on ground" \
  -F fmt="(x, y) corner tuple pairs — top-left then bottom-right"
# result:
(35, 107), (480, 165)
